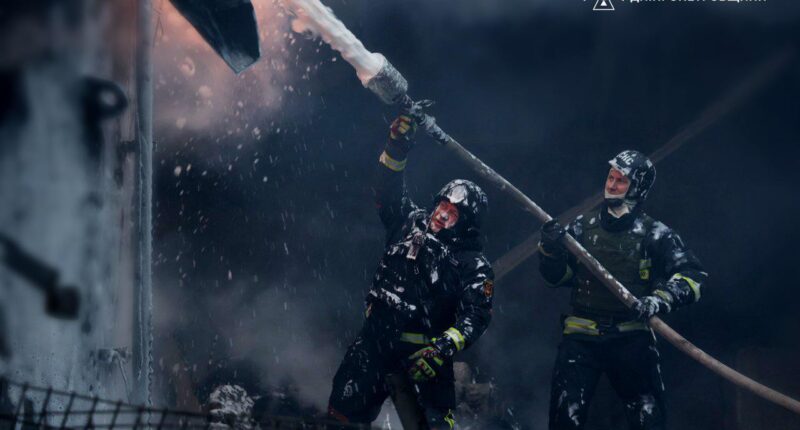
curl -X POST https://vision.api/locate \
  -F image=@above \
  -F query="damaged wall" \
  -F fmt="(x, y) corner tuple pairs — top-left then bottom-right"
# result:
(0, 0), (143, 412)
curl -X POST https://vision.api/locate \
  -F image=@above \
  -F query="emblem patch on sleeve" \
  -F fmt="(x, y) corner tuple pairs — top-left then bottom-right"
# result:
(483, 279), (494, 298)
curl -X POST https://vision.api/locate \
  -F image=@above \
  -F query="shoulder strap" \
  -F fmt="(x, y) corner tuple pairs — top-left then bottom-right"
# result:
(638, 213), (659, 256)
(579, 209), (603, 231)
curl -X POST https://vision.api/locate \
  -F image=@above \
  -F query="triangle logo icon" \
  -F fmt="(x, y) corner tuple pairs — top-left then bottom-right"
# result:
(594, 0), (615, 11)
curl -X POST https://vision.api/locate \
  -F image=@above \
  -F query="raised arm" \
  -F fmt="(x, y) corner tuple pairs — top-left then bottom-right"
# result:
(375, 115), (419, 241)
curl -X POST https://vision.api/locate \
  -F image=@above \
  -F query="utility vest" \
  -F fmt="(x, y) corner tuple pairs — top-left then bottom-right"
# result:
(571, 211), (655, 319)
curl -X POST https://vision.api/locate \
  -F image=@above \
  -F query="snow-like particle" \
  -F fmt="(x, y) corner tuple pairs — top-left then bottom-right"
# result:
(179, 56), (196, 78)
(198, 85), (213, 99)
(173, 165), (182, 176)
(568, 403), (581, 426)
(176, 117), (187, 129)
(632, 218), (646, 234)
(206, 385), (255, 430)
(651, 221), (670, 240)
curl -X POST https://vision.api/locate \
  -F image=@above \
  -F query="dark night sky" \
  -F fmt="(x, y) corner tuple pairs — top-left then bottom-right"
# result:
(152, 1), (800, 428)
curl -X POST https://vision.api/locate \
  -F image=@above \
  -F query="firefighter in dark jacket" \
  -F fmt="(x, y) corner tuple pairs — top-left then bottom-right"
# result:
(327, 115), (495, 429)
(539, 150), (707, 430)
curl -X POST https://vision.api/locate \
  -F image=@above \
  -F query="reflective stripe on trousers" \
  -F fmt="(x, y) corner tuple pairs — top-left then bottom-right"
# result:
(562, 316), (648, 335)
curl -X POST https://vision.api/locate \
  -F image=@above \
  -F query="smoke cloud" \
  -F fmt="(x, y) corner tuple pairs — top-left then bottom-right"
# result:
(153, 0), (296, 151)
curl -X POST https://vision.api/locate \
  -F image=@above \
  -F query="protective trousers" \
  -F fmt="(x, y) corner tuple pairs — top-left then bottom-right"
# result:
(549, 332), (665, 430)
(328, 331), (456, 429)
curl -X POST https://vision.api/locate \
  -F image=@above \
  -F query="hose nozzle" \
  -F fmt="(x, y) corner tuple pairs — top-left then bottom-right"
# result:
(364, 55), (409, 105)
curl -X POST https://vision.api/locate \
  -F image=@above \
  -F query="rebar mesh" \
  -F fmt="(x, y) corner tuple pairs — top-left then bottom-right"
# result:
(0, 377), (368, 430)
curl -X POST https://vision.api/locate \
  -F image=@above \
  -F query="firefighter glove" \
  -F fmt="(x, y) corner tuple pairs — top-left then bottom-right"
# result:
(634, 294), (671, 321)
(387, 115), (417, 155)
(390, 114), (416, 141)
(539, 219), (567, 258)
(408, 344), (446, 383)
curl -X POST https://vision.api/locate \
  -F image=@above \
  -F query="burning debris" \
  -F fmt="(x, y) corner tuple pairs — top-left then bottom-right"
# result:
(205, 384), (257, 430)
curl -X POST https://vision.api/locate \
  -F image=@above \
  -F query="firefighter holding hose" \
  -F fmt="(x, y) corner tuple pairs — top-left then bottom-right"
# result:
(326, 114), (494, 429)
(538, 150), (708, 430)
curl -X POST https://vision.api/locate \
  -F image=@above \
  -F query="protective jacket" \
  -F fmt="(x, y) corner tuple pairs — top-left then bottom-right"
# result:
(366, 147), (494, 349)
(540, 205), (706, 322)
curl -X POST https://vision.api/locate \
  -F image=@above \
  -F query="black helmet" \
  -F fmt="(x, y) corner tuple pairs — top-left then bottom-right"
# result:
(608, 150), (656, 203)
(433, 179), (488, 233)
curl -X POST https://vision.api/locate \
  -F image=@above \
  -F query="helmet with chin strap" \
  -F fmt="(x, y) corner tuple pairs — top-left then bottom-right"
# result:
(608, 150), (656, 204)
(432, 179), (488, 234)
